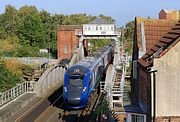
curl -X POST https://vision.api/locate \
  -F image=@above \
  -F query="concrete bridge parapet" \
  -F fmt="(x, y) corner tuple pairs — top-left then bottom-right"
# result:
(35, 65), (66, 97)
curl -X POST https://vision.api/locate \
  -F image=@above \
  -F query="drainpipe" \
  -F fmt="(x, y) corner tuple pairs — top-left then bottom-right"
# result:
(149, 69), (157, 122)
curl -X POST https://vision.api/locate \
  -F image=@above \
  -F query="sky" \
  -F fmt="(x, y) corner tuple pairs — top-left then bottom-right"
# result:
(0, 0), (180, 27)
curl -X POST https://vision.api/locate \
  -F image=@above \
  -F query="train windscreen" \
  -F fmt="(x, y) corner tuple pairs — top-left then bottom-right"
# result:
(68, 75), (84, 89)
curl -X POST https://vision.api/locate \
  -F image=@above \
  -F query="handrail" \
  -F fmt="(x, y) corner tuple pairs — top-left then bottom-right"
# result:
(0, 81), (36, 106)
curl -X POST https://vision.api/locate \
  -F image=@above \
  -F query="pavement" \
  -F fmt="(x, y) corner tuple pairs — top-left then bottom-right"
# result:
(0, 92), (39, 122)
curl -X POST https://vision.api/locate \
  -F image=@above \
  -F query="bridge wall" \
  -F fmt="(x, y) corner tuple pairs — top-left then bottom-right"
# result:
(35, 65), (66, 97)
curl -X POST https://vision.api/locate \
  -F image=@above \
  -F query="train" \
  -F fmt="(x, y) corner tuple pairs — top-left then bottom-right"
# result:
(63, 44), (114, 109)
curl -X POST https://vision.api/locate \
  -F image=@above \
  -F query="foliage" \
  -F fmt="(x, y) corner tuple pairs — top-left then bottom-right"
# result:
(0, 36), (19, 57)
(0, 60), (22, 92)
(99, 14), (115, 23)
(19, 12), (46, 47)
(124, 20), (135, 41)
(0, 5), (114, 59)
(0, 5), (19, 38)
(121, 20), (135, 55)
(15, 46), (34, 57)
(90, 39), (112, 51)
(4, 58), (22, 76)
(0, 4), (115, 91)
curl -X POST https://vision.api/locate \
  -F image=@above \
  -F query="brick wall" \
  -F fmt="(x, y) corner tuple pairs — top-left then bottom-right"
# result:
(159, 10), (166, 20)
(57, 25), (82, 60)
(137, 63), (151, 121)
(138, 65), (150, 106)
(159, 10), (180, 20)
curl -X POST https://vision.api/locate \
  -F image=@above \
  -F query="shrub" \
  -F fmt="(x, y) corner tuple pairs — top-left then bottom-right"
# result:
(0, 60), (22, 92)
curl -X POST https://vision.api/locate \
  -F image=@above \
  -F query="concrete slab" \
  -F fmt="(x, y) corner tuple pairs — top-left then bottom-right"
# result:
(0, 93), (38, 122)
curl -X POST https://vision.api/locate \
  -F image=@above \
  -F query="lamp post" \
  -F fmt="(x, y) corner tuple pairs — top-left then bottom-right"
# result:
(48, 43), (50, 64)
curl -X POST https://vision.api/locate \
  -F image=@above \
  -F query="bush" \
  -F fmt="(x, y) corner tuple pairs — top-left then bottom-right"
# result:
(15, 46), (39, 57)
(90, 39), (112, 51)
(4, 58), (22, 76)
(0, 60), (22, 92)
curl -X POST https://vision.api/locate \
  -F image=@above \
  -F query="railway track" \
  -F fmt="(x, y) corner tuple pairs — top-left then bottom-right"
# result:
(14, 84), (101, 122)
(61, 87), (100, 122)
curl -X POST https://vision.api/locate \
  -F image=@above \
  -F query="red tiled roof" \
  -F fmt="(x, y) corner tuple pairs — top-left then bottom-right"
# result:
(136, 17), (177, 51)
(138, 20), (180, 68)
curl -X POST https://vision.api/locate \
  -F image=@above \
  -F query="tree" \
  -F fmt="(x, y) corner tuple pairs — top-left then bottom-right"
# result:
(0, 5), (19, 38)
(124, 20), (134, 41)
(99, 14), (115, 23)
(19, 12), (46, 47)
(0, 5), (116, 58)
(0, 60), (22, 92)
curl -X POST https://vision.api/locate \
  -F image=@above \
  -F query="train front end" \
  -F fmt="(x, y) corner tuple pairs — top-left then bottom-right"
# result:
(63, 65), (90, 109)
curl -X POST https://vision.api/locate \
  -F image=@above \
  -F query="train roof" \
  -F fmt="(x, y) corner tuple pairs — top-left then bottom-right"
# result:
(71, 44), (113, 71)
(89, 45), (112, 58)
(77, 57), (95, 67)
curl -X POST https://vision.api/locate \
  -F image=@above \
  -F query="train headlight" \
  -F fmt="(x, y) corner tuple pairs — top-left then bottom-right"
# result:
(64, 87), (67, 92)
(83, 87), (87, 92)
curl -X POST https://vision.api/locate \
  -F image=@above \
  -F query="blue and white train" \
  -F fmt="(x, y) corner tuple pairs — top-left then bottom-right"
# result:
(63, 45), (114, 109)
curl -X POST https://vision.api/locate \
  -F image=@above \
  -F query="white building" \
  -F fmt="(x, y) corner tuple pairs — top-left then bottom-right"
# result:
(83, 17), (116, 35)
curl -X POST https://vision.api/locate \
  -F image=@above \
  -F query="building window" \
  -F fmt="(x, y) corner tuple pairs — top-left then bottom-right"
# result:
(132, 115), (144, 122)
(88, 26), (91, 30)
(84, 26), (87, 30)
(63, 45), (68, 54)
(111, 26), (114, 31)
(96, 26), (98, 30)
(99, 26), (102, 30)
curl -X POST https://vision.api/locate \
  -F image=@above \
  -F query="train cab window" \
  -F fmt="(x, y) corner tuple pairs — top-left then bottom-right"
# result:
(69, 75), (84, 82)
(69, 75), (84, 83)
(68, 75), (84, 88)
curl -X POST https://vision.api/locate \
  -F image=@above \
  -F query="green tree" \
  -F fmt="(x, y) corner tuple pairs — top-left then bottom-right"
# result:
(0, 60), (22, 92)
(99, 14), (115, 23)
(124, 20), (134, 41)
(122, 20), (135, 55)
(18, 5), (38, 19)
(0, 5), (19, 38)
(19, 12), (46, 47)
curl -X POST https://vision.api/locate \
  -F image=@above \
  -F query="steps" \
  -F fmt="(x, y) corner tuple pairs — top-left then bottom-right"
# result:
(112, 73), (123, 112)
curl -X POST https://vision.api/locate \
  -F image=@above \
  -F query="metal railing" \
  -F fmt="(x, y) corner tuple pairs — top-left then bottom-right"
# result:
(0, 81), (36, 106)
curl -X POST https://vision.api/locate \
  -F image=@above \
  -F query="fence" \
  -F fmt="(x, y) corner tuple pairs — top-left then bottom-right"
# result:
(0, 81), (36, 106)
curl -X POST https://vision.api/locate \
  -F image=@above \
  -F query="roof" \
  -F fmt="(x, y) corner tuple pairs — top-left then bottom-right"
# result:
(136, 17), (177, 52)
(88, 17), (112, 24)
(124, 104), (146, 114)
(138, 20), (180, 68)
(162, 9), (178, 13)
(58, 25), (82, 31)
